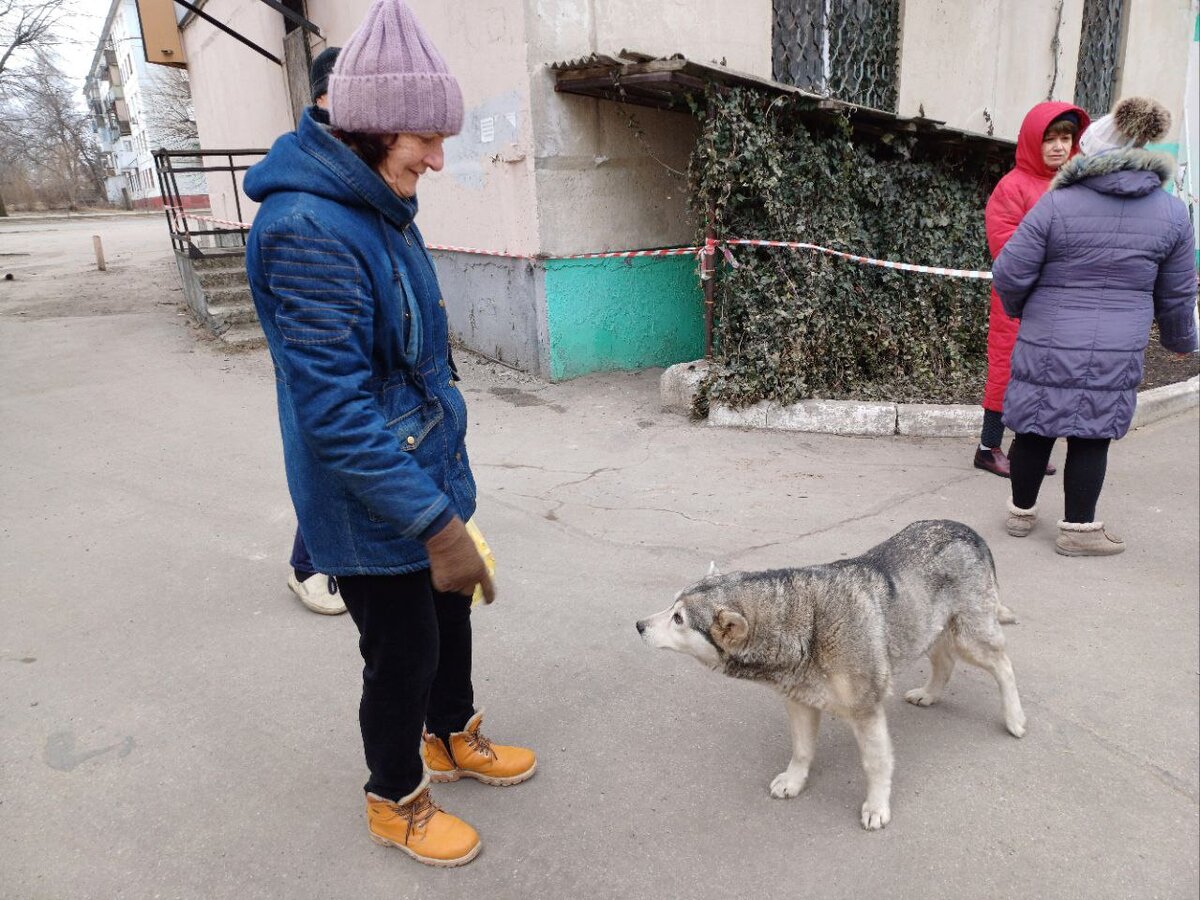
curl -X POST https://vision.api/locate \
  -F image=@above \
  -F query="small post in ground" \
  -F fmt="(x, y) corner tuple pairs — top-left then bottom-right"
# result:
(92, 236), (107, 272)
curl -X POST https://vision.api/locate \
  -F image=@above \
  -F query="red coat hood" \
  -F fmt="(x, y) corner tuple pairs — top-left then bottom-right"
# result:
(1014, 101), (1090, 179)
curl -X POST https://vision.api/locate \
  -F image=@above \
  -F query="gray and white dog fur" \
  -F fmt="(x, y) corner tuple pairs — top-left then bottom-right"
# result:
(636, 520), (1025, 830)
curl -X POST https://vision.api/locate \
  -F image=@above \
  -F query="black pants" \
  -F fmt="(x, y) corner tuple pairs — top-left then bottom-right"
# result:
(1010, 432), (1111, 523)
(339, 572), (475, 801)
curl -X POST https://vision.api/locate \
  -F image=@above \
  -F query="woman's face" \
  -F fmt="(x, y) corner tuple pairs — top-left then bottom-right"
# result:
(376, 133), (446, 198)
(1041, 131), (1074, 170)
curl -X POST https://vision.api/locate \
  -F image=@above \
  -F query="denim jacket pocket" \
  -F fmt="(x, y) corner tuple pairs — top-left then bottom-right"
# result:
(385, 399), (444, 455)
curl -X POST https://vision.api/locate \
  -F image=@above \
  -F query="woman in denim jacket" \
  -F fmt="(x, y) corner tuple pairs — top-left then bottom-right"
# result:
(244, 0), (534, 868)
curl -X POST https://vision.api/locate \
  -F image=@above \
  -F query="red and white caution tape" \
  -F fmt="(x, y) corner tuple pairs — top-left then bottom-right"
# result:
(163, 206), (991, 278)
(165, 206), (253, 230)
(722, 238), (993, 280)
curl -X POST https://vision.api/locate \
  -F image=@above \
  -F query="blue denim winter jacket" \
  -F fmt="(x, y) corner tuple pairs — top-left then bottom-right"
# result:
(244, 109), (474, 575)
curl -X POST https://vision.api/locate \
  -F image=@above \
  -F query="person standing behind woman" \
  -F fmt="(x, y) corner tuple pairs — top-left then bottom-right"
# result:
(993, 96), (1198, 556)
(285, 44), (345, 616)
(975, 101), (1090, 477)
(244, 0), (535, 867)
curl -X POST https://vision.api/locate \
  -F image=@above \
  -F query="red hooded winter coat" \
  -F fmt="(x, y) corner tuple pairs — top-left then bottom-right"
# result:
(982, 101), (1089, 412)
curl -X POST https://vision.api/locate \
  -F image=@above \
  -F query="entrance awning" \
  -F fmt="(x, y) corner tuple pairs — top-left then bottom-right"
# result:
(551, 51), (1015, 159)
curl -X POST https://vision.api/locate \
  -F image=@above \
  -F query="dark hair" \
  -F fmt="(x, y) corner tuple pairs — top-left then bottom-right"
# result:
(332, 131), (396, 170)
(1043, 119), (1079, 139)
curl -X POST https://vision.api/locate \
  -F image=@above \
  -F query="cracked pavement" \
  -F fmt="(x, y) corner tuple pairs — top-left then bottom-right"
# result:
(2, 216), (1197, 899)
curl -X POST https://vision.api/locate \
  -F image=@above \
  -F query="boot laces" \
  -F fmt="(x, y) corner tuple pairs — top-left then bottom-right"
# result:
(464, 728), (495, 758)
(391, 790), (440, 836)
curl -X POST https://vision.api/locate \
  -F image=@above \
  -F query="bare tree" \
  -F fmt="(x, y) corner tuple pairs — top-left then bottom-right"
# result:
(141, 66), (200, 150)
(0, 52), (103, 211)
(0, 0), (71, 215)
(0, 0), (69, 83)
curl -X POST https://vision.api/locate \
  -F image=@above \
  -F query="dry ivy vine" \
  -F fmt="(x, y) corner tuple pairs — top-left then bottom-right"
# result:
(689, 88), (1007, 414)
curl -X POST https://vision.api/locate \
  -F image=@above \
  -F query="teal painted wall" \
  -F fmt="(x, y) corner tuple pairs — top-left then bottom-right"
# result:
(543, 255), (704, 380)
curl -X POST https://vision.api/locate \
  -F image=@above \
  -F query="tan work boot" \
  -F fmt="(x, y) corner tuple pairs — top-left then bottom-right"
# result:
(422, 711), (537, 786)
(1055, 521), (1125, 557)
(365, 775), (481, 867)
(1006, 500), (1037, 537)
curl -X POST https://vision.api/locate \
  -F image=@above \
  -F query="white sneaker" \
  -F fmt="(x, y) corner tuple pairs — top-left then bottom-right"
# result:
(287, 572), (347, 615)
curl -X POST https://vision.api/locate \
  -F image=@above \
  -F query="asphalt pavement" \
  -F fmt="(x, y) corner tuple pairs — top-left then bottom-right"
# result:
(2, 216), (1197, 899)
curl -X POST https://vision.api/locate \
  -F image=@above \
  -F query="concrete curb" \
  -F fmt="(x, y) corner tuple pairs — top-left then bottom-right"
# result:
(662, 361), (1199, 437)
(1131, 375), (1200, 430)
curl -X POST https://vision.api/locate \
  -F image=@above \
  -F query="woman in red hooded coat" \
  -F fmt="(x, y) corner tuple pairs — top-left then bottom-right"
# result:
(974, 101), (1090, 477)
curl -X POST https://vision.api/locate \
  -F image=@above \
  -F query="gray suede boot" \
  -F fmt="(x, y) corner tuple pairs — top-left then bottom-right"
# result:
(1055, 521), (1125, 557)
(1005, 500), (1037, 537)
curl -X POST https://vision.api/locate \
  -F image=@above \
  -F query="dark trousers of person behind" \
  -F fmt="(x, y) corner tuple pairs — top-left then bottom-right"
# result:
(339, 572), (475, 801)
(1009, 432), (1111, 522)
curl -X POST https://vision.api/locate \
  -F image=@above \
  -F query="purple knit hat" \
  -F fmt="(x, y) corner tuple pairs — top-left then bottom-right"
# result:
(328, 0), (463, 136)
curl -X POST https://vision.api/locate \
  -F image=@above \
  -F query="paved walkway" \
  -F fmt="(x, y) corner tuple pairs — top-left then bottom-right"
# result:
(2, 217), (1197, 899)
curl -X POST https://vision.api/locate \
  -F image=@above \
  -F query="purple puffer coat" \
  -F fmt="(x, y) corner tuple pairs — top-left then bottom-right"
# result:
(993, 148), (1198, 439)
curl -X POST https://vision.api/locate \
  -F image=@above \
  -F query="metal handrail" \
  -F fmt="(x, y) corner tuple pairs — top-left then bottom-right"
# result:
(154, 147), (267, 257)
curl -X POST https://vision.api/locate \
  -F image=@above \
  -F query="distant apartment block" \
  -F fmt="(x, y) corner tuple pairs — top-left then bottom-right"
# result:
(84, 0), (208, 210)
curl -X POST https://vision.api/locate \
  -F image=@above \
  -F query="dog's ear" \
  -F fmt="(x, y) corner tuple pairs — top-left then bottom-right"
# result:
(707, 560), (721, 577)
(710, 608), (748, 651)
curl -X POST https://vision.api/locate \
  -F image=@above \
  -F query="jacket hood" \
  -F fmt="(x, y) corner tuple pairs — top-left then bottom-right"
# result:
(1014, 101), (1090, 179)
(1051, 147), (1174, 197)
(244, 108), (417, 230)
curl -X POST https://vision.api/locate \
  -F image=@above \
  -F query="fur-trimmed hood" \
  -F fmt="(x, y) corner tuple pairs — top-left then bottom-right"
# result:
(1051, 147), (1174, 194)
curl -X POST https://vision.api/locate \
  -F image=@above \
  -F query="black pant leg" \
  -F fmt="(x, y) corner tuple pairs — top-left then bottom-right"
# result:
(426, 590), (475, 739)
(340, 572), (439, 801)
(1009, 432), (1055, 510)
(1063, 437), (1111, 523)
(980, 409), (1005, 449)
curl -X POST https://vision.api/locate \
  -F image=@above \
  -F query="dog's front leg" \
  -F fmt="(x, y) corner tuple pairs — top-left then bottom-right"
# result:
(850, 707), (893, 830)
(770, 699), (821, 799)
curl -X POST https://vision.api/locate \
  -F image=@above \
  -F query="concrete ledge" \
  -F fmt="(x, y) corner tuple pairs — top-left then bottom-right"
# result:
(666, 361), (1199, 437)
(768, 399), (897, 435)
(897, 403), (983, 437)
(661, 360), (708, 413)
(1132, 376), (1200, 430)
(709, 400), (773, 428)
(710, 399), (896, 435)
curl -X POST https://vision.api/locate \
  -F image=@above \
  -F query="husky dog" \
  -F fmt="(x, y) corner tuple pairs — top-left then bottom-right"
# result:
(636, 520), (1025, 830)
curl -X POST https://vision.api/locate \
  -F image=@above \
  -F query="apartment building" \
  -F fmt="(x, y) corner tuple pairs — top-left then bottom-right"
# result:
(84, 0), (208, 210)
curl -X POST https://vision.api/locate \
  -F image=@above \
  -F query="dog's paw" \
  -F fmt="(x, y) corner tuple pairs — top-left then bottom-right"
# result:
(860, 802), (891, 830)
(904, 687), (938, 707)
(1006, 712), (1027, 739)
(769, 770), (807, 799)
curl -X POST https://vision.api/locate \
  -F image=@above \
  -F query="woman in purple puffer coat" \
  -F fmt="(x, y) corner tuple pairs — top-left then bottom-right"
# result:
(992, 96), (1198, 557)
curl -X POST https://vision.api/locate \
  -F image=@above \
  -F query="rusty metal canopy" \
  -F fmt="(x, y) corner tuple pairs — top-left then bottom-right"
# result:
(551, 51), (1015, 158)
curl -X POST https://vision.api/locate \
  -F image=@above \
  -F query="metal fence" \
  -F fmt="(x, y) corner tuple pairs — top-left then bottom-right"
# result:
(153, 148), (266, 257)
(1074, 0), (1126, 119)
(772, 0), (901, 112)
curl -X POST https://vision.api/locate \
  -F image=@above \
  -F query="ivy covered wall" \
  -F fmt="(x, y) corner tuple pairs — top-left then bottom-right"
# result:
(691, 89), (1008, 413)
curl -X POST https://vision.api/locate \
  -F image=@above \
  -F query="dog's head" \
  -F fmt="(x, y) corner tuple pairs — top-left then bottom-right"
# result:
(636, 562), (750, 669)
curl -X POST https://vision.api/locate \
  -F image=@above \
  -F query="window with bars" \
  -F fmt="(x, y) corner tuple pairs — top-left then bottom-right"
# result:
(772, 0), (901, 112)
(1074, 0), (1126, 119)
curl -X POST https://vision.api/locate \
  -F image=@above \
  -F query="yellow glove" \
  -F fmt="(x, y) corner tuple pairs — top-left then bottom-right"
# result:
(464, 518), (496, 607)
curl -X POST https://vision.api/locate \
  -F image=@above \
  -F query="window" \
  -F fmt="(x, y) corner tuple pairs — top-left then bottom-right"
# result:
(772, 0), (901, 111)
(1074, 0), (1127, 118)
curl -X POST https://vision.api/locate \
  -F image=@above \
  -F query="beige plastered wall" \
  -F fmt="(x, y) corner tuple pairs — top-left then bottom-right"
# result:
(1116, 0), (1193, 142)
(897, 0), (1192, 144)
(525, 0), (773, 255)
(896, 0), (1087, 140)
(180, 0), (538, 250)
(178, 0), (294, 225)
